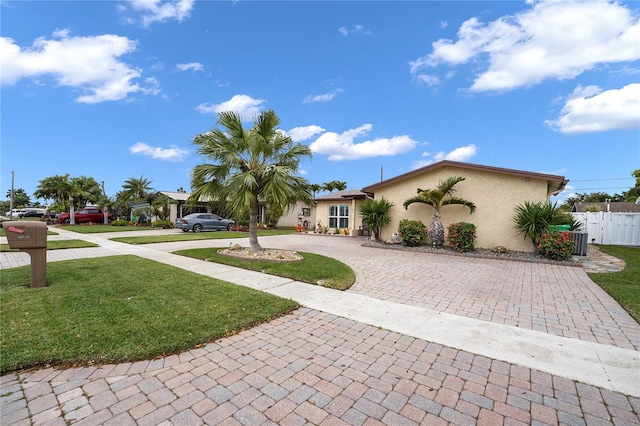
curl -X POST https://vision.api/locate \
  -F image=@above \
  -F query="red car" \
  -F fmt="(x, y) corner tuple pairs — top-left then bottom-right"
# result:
(57, 208), (114, 224)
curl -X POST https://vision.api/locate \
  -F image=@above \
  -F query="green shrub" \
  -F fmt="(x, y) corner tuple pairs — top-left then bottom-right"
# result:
(111, 220), (129, 226)
(537, 231), (575, 261)
(398, 219), (427, 247)
(152, 220), (173, 229)
(447, 222), (477, 253)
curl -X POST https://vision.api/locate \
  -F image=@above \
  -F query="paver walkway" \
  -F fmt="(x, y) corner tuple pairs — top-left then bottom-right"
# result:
(1, 229), (639, 425)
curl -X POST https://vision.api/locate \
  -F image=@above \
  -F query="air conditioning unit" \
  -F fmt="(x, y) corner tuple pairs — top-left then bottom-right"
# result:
(570, 232), (588, 256)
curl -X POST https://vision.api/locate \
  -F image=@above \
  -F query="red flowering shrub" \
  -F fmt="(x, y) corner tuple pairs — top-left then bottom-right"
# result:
(537, 231), (574, 261)
(446, 222), (477, 253)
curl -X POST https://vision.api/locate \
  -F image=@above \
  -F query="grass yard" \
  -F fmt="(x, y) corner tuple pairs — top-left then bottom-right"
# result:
(175, 248), (356, 291)
(111, 229), (295, 244)
(1, 240), (98, 252)
(0, 256), (299, 373)
(54, 224), (160, 233)
(588, 245), (640, 323)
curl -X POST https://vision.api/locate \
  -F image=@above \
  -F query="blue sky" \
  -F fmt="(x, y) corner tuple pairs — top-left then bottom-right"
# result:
(1, 0), (639, 205)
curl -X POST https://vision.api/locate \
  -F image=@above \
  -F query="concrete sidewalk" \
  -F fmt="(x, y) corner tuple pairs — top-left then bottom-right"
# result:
(1, 228), (639, 425)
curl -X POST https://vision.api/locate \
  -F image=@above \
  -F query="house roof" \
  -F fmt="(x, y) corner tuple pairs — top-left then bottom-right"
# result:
(572, 202), (640, 213)
(159, 191), (213, 202)
(362, 160), (568, 196)
(314, 189), (368, 202)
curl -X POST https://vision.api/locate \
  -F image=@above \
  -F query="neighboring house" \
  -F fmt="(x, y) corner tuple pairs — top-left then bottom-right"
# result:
(572, 202), (640, 213)
(160, 191), (314, 229)
(362, 160), (568, 252)
(275, 201), (316, 229)
(159, 191), (212, 224)
(314, 189), (369, 235)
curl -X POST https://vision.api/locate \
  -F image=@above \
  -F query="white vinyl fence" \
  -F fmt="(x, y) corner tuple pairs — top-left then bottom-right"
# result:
(572, 212), (640, 246)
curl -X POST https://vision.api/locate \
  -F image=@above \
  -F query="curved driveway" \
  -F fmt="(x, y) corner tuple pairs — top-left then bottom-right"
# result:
(146, 233), (640, 352)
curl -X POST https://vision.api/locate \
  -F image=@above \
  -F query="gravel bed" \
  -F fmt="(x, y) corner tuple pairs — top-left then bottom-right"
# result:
(362, 240), (583, 267)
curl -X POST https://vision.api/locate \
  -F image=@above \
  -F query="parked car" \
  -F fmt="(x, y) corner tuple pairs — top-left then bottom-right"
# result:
(57, 208), (114, 224)
(21, 210), (45, 218)
(174, 213), (235, 232)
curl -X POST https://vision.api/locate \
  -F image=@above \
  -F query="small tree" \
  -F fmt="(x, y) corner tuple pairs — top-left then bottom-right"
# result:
(358, 197), (394, 242)
(403, 176), (476, 246)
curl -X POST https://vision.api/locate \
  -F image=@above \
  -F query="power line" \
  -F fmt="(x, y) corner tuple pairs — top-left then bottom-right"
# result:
(569, 187), (631, 191)
(570, 177), (634, 182)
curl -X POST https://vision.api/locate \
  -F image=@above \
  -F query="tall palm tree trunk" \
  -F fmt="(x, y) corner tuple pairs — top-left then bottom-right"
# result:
(429, 209), (445, 246)
(249, 196), (262, 252)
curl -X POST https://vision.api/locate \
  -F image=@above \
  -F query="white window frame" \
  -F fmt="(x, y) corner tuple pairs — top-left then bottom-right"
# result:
(328, 204), (349, 228)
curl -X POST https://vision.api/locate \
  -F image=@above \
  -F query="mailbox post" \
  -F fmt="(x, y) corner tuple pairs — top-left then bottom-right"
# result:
(4, 221), (48, 288)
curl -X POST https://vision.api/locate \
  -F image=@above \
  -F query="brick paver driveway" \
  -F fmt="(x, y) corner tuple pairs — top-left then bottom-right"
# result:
(252, 234), (640, 352)
(2, 231), (639, 425)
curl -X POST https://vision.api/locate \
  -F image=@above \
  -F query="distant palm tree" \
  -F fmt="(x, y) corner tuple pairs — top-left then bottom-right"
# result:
(403, 176), (476, 246)
(191, 109), (312, 251)
(322, 180), (347, 193)
(35, 174), (71, 208)
(308, 183), (322, 197)
(121, 176), (154, 202)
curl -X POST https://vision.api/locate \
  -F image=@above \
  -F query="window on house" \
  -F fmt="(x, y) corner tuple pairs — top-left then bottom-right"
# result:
(328, 204), (349, 228)
(302, 207), (311, 217)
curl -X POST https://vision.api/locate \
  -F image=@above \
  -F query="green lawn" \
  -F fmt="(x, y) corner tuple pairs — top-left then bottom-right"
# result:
(111, 229), (295, 244)
(0, 256), (299, 373)
(174, 247), (356, 291)
(54, 224), (160, 233)
(588, 245), (640, 323)
(1, 240), (98, 252)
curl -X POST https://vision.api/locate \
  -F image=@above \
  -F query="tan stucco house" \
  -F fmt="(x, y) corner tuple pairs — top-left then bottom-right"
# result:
(314, 189), (369, 235)
(362, 161), (568, 252)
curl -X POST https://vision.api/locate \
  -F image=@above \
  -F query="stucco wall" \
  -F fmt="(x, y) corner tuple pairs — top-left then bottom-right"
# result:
(315, 199), (365, 234)
(371, 165), (551, 252)
(276, 201), (316, 229)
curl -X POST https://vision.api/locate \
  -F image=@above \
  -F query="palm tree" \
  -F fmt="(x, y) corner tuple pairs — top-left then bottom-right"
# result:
(403, 176), (476, 246)
(35, 174), (71, 208)
(121, 176), (153, 201)
(322, 180), (347, 193)
(191, 109), (312, 251)
(358, 197), (394, 242)
(308, 183), (322, 197)
(120, 176), (154, 221)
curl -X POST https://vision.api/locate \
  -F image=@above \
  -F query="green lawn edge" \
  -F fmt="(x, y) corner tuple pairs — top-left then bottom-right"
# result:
(1, 240), (98, 252)
(174, 247), (356, 291)
(0, 255), (299, 373)
(588, 245), (640, 323)
(111, 229), (295, 244)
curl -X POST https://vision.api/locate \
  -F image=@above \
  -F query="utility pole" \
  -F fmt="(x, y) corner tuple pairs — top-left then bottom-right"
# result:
(9, 171), (15, 219)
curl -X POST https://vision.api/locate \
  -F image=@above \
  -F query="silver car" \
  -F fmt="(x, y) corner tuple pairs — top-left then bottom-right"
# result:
(175, 213), (235, 232)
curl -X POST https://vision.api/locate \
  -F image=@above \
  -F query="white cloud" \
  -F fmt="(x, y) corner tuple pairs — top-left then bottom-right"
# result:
(412, 144), (477, 169)
(411, 0), (640, 92)
(545, 83), (640, 133)
(195, 94), (266, 119)
(303, 88), (343, 103)
(176, 62), (203, 72)
(0, 31), (151, 103)
(125, 0), (195, 27)
(129, 142), (189, 161)
(310, 124), (418, 161)
(440, 21), (449, 29)
(338, 25), (373, 36)
(287, 125), (326, 142)
(415, 74), (441, 87)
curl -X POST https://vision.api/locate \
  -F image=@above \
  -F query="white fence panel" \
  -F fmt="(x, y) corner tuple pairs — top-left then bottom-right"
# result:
(572, 212), (640, 246)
